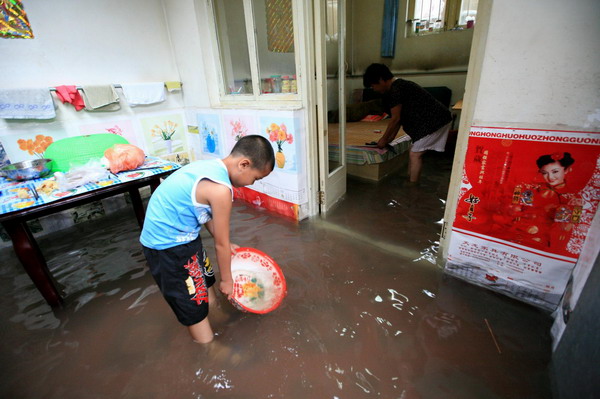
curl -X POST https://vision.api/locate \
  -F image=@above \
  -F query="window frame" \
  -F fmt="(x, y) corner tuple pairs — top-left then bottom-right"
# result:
(206, 0), (302, 107)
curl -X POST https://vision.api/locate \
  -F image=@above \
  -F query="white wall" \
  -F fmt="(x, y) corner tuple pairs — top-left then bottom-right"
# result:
(0, 0), (180, 88)
(472, 0), (600, 129)
(162, 0), (211, 107)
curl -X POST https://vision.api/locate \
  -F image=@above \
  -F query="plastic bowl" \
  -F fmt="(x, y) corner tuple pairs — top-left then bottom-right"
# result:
(0, 159), (53, 181)
(229, 247), (286, 314)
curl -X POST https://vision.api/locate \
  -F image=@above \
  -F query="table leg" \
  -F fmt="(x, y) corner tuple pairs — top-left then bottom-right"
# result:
(2, 220), (63, 307)
(129, 188), (145, 229)
(150, 179), (160, 193)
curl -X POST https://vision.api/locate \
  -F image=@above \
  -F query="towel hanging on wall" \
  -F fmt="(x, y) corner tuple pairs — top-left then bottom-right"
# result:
(164, 81), (182, 92)
(80, 85), (120, 112)
(54, 85), (85, 111)
(0, 88), (56, 119)
(121, 82), (166, 106)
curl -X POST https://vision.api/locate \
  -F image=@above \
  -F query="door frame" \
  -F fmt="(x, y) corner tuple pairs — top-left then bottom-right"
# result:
(313, 0), (347, 214)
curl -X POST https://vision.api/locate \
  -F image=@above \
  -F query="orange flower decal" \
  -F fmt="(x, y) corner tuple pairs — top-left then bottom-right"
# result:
(17, 135), (53, 158)
(266, 122), (293, 151)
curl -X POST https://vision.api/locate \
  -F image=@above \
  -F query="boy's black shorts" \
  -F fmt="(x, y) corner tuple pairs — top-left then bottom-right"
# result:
(143, 236), (216, 326)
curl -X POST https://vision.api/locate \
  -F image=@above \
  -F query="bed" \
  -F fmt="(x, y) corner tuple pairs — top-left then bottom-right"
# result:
(328, 120), (412, 181)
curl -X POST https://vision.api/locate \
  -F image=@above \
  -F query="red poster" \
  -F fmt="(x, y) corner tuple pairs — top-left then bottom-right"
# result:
(446, 127), (600, 310)
(233, 186), (299, 220)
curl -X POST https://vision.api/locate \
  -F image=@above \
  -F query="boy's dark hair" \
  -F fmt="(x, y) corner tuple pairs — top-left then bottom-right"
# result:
(363, 63), (394, 88)
(536, 152), (575, 169)
(230, 135), (275, 171)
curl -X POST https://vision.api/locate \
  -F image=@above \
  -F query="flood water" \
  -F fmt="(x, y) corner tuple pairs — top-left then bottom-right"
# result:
(0, 152), (553, 398)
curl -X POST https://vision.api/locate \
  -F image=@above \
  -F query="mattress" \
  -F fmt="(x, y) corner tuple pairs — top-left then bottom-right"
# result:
(328, 120), (412, 165)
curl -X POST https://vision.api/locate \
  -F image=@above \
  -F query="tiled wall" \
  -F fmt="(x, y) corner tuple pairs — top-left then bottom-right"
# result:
(1, 103), (311, 248)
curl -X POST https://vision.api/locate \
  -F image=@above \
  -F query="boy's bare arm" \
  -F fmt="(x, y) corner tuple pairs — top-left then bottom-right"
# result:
(196, 180), (234, 296)
(205, 219), (239, 254)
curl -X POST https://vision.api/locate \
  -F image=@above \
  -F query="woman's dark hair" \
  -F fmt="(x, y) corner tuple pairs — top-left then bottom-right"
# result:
(536, 152), (575, 169)
(230, 135), (275, 171)
(363, 63), (394, 87)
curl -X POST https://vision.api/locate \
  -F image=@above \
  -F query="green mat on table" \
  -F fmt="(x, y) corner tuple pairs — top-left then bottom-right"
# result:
(44, 134), (129, 173)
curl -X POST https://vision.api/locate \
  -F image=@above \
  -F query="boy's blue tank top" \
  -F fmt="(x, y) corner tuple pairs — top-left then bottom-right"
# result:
(140, 159), (232, 250)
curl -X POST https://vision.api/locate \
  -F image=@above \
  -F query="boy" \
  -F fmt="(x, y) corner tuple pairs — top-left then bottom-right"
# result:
(363, 63), (452, 184)
(140, 135), (274, 343)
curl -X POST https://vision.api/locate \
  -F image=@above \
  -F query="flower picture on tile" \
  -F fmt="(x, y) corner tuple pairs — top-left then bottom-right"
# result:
(17, 135), (53, 158)
(260, 117), (299, 173)
(185, 125), (203, 161)
(141, 113), (185, 156)
(222, 113), (255, 153)
(197, 113), (222, 157)
(79, 119), (141, 149)
(0, 129), (68, 163)
(230, 119), (248, 141)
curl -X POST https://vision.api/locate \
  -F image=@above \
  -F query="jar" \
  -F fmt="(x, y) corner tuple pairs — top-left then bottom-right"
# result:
(281, 76), (291, 93)
(262, 78), (273, 94)
(243, 79), (252, 94)
(291, 75), (297, 93)
(270, 75), (282, 93)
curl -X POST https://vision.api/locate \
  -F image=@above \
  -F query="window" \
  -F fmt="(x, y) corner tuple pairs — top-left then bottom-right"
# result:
(325, 0), (339, 42)
(410, 0), (446, 35)
(211, 0), (299, 102)
(407, 0), (478, 36)
(458, 0), (478, 27)
(213, 0), (253, 94)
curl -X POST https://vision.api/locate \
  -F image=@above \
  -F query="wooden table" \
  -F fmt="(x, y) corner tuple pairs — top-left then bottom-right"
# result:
(0, 161), (178, 307)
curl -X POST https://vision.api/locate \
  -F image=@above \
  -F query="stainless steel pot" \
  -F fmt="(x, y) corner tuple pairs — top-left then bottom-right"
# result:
(0, 158), (53, 181)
